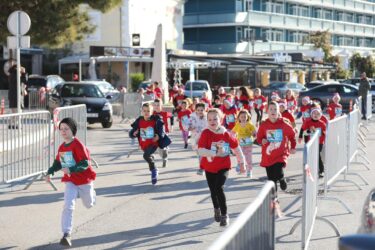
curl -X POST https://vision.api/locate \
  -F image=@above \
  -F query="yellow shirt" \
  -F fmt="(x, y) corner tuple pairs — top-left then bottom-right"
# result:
(232, 121), (256, 146)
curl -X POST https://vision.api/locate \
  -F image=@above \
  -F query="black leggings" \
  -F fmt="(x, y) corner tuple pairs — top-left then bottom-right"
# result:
(143, 146), (158, 171)
(319, 144), (324, 174)
(255, 108), (263, 123)
(265, 162), (285, 193)
(205, 169), (229, 215)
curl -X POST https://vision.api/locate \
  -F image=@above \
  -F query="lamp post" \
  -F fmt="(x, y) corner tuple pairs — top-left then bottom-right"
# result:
(246, 0), (255, 55)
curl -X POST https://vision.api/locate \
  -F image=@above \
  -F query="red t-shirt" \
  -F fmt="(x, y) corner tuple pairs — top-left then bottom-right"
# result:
(286, 96), (297, 112)
(223, 106), (237, 130)
(198, 128), (239, 173)
(238, 95), (250, 110)
(327, 103), (343, 120)
(282, 110), (295, 125)
(256, 118), (296, 167)
(201, 97), (212, 109)
(169, 89), (178, 102)
(301, 118), (326, 144)
(57, 138), (96, 185)
(174, 94), (185, 108)
(154, 87), (163, 99)
(219, 93), (227, 100)
(154, 111), (171, 133)
(178, 109), (192, 131)
(320, 115), (328, 125)
(138, 118), (158, 150)
(254, 95), (267, 109)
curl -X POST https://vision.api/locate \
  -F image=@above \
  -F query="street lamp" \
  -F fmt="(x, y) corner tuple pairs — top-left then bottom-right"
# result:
(246, 0), (255, 55)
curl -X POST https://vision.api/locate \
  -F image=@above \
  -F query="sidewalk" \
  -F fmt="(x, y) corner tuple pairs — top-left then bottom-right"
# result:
(0, 118), (374, 249)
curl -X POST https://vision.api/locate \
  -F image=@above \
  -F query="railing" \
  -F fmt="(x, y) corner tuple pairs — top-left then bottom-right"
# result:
(208, 181), (276, 250)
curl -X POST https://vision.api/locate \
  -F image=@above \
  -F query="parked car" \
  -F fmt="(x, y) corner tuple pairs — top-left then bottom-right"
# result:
(184, 80), (212, 100)
(261, 81), (307, 99)
(82, 80), (120, 102)
(48, 82), (113, 128)
(25, 74), (65, 107)
(305, 80), (339, 89)
(298, 83), (358, 112)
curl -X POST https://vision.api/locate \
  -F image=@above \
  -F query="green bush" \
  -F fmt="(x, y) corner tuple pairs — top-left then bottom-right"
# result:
(130, 73), (145, 91)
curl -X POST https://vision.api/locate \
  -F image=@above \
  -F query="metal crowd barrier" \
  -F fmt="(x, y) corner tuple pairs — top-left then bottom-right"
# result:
(366, 93), (373, 120)
(0, 111), (56, 190)
(208, 181), (276, 250)
(27, 90), (48, 110)
(289, 132), (340, 249)
(112, 93), (155, 123)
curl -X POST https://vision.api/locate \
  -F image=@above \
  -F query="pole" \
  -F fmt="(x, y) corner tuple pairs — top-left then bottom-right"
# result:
(79, 59), (82, 82)
(16, 12), (21, 114)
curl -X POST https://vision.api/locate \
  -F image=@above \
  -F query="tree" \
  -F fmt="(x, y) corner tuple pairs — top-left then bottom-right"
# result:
(0, 0), (122, 47)
(303, 30), (333, 62)
(350, 53), (375, 77)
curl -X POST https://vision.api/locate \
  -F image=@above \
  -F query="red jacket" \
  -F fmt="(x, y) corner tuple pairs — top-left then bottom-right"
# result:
(198, 127), (239, 173)
(300, 118), (326, 144)
(256, 118), (296, 167)
(327, 103), (343, 120)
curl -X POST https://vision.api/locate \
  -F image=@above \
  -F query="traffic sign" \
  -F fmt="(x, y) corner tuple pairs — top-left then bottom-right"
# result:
(7, 11), (31, 36)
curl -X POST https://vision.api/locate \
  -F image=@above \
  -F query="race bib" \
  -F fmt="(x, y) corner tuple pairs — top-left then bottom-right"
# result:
(249, 101), (254, 107)
(237, 102), (243, 108)
(141, 127), (154, 140)
(211, 141), (230, 156)
(240, 137), (253, 146)
(182, 115), (190, 127)
(256, 99), (262, 105)
(288, 101), (294, 108)
(60, 151), (76, 168)
(266, 129), (283, 143)
(226, 114), (235, 123)
(335, 108), (342, 116)
(303, 111), (310, 118)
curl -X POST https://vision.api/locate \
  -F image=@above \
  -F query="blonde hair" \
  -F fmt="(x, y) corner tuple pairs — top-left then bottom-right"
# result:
(207, 108), (223, 120)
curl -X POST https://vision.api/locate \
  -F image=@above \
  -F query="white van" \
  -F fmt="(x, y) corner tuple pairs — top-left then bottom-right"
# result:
(184, 80), (212, 100)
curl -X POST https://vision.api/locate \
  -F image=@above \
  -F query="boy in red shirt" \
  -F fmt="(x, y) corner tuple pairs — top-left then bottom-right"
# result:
(153, 81), (163, 100)
(327, 93), (343, 120)
(257, 101), (296, 196)
(222, 97), (238, 131)
(298, 96), (312, 122)
(46, 118), (96, 247)
(178, 100), (192, 148)
(286, 89), (297, 114)
(201, 91), (212, 109)
(129, 103), (171, 184)
(279, 99), (296, 130)
(298, 107), (326, 177)
(153, 99), (172, 167)
(253, 88), (267, 126)
(198, 108), (245, 227)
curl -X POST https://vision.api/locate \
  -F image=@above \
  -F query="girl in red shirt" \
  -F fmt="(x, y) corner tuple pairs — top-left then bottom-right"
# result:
(237, 86), (252, 111)
(257, 101), (296, 197)
(254, 88), (267, 126)
(299, 96), (312, 122)
(218, 87), (227, 101)
(286, 89), (297, 114)
(327, 93), (343, 120)
(279, 99), (296, 130)
(198, 108), (245, 227)
(153, 81), (163, 100)
(222, 98), (238, 131)
(298, 107), (326, 177)
(178, 100), (192, 148)
(201, 91), (212, 110)
(46, 118), (96, 247)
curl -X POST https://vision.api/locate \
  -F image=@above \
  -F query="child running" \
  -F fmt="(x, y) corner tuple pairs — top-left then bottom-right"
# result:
(198, 108), (245, 226)
(178, 100), (192, 148)
(256, 101), (296, 197)
(327, 93), (343, 120)
(129, 103), (171, 184)
(189, 102), (208, 175)
(46, 118), (96, 247)
(299, 96), (312, 121)
(153, 99), (172, 167)
(232, 110), (257, 178)
(279, 99), (296, 130)
(222, 96), (238, 131)
(237, 86), (252, 111)
(286, 89), (297, 114)
(298, 106), (326, 178)
(253, 88), (267, 126)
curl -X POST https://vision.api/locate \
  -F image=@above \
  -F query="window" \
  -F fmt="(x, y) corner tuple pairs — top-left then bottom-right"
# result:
(243, 28), (254, 40)
(343, 86), (355, 94)
(237, 27), (243, 41)
(263, 1), (284, 13)
(244, 0), (252, 11)
(264, 30), (283, 42)
(323, 10), (332, 20)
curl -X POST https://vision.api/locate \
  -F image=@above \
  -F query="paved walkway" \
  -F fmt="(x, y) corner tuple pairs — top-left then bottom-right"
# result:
(0, 117), (374, 249)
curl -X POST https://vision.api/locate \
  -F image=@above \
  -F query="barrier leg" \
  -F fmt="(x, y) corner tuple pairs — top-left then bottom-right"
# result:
(345, 173), (369, 185)
(23, 172), (58, 191)
(289, 219), (301, 235)
(318, 196), (352, 214)
(315, 216), (340, 236)
(331, 179), (362, 190)
(127, 148), (139, 158)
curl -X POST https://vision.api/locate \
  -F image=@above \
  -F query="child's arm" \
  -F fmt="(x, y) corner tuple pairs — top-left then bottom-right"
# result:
(46, 159), (62, 176)
(129, 118), (140, 139)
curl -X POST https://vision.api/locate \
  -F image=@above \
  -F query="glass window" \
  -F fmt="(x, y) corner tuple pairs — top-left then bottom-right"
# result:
(185, 81), (209, 91)
(300, 6), (309, 17)
(343, 86), (354, 94)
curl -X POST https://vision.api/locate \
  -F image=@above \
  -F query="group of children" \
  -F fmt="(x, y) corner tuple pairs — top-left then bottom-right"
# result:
(45, 84), (346, 246)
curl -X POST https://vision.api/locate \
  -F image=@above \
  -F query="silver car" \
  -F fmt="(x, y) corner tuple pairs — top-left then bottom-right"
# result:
(184, 80), (212, 100)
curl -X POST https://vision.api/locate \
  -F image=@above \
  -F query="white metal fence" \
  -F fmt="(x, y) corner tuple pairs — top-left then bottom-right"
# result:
(208, 181), (276, 250)
(27, 90), (48, 110)
(289, 132), (339, 249)
(0, 111), (56, 189)
(112, 93), (154, 123)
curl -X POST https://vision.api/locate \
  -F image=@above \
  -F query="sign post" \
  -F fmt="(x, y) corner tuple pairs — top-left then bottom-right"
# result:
(7, 11), (31, 114)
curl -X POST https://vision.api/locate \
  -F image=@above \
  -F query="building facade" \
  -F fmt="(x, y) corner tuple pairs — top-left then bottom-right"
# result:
(183, 0), (375, 55)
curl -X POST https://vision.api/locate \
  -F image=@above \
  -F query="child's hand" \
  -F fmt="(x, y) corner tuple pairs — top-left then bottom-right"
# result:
(262, 138), (268, 145)
(310, 126), (315, 132)
(133, 129), (139, 137)
(45, 174), (51, 182)
(239, 163), (246, 174)
(62, 168), (70, 175)
(153, 134), (159, 142)
(290, 148), (296, 154)
(298, 138), (302, 144)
